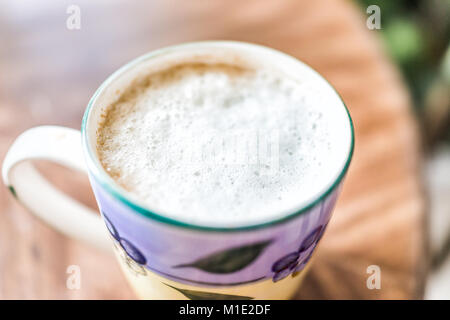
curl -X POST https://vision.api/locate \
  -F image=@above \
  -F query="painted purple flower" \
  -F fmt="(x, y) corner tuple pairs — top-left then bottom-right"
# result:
(102, 212), (120, 241)
(292, 245), (316, 277)
(119, 238), (147, 265)
(291, 261), (307, 277)
(271, 252), (299, 282)
(273, 265), (296, 282)
(299, 226), (323, 252)
(272, 224), (328, 282)
(298, 244), (315, 265)
(113, 241), (147, 276)
(271, 252), (299, 272)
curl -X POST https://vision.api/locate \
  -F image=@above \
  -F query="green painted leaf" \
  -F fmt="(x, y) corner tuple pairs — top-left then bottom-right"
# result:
(164, 284), (253, 300)
(173, 240), (272, 274)
(8, 186), (17, 199)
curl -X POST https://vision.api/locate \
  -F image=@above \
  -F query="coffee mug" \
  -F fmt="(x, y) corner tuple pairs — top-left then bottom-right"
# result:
(2, 41), (354, 299)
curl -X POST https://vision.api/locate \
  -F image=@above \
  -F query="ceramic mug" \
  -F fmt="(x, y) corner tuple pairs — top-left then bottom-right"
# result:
(2, 41), (354, 300)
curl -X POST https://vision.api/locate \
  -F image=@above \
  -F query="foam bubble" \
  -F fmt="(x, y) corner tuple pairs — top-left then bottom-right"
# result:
(97, 63), (347, 225)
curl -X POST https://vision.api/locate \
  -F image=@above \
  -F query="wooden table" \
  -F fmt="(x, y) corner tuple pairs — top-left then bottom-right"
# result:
(0, 0), (427, 299)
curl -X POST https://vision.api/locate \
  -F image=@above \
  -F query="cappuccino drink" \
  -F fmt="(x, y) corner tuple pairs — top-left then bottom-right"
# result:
(96, 44), (350, 227)
(3, 42), (354, 299)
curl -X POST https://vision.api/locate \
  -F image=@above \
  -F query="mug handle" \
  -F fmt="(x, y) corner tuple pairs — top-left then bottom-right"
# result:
(2, 126), (111, 253)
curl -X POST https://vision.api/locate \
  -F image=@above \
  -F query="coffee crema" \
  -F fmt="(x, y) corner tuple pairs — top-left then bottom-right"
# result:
(97, 60), (347, 226)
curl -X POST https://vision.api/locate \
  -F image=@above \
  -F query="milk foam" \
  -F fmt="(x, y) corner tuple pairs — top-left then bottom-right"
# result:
(97, 61), (349, 226)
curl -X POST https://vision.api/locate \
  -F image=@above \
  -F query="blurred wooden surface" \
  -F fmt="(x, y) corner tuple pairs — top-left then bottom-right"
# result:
(0, 0), (427, 299)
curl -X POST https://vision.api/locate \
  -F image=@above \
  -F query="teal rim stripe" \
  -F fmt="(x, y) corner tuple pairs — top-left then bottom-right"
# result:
(81, 41), (355, 233)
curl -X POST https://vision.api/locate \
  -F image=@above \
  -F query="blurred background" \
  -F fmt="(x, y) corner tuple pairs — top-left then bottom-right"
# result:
(0, 0), (448, 299)
(355, 0), (450, 299)
(358, 0), (450, 144)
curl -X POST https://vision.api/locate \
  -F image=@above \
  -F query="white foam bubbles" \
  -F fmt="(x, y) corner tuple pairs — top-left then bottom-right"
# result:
(97, 63), (348, 226)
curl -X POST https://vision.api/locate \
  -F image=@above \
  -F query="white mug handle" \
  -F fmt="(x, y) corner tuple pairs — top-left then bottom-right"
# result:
(2, 126), (111, 252)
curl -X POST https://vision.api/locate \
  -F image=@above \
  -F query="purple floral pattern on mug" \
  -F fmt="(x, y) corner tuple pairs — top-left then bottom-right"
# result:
(271, 223), (327, 282)
(103, 211), (148, 276)
(94, 179), (340, 287)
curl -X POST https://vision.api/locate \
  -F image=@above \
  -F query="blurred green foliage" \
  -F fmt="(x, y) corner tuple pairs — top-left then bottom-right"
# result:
(356, 0), (450, 145)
